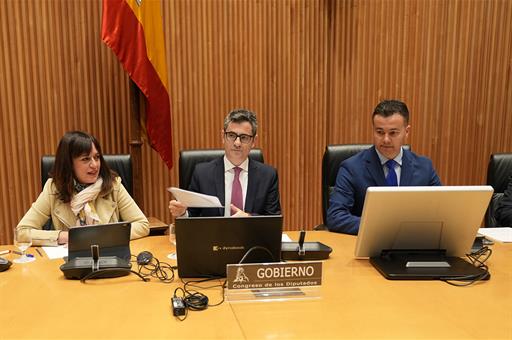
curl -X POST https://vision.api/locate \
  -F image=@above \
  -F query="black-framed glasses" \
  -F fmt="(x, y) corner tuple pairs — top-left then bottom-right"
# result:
(224, 131), (254, 144)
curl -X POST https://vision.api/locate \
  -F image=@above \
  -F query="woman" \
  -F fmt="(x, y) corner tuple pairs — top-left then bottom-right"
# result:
(17, 131), (149, 246)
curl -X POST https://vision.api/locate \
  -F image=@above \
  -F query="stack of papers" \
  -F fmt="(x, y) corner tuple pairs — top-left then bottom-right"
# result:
(478, 227), (512, 243)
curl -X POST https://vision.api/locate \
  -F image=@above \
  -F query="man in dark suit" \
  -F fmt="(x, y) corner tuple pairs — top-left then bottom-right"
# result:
(327, 100), (442, 234)
(169, 109), (281, 217)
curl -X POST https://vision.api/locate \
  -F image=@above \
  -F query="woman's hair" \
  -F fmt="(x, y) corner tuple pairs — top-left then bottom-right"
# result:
(50, 131), (117, 203)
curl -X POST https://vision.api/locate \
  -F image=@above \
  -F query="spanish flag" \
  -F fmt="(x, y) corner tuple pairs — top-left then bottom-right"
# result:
(101, 0), (173, 169)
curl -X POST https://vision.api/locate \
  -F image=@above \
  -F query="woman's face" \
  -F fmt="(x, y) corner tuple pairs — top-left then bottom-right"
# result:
(72, 144), (101, 184)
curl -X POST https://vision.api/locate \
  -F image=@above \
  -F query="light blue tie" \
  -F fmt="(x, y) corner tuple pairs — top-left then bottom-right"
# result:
(385, 160), (398, 186)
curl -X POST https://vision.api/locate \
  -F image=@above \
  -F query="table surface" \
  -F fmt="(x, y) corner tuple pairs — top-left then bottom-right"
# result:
(1, 231), (511, 339)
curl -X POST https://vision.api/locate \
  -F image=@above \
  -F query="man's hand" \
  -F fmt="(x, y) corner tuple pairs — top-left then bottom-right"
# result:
(230, 204), (250, 217)
(169, 200), (188, 217)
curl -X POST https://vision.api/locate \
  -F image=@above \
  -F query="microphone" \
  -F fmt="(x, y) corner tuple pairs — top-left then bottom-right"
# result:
(298, 230), (306, 256)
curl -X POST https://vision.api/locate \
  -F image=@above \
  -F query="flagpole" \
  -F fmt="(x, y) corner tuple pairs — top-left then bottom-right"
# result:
(129, 79), (144, 211)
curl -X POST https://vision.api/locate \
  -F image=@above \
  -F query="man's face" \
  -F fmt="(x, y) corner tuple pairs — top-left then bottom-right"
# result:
(372, 113), (410, 160)
(222, 121), (257, 166)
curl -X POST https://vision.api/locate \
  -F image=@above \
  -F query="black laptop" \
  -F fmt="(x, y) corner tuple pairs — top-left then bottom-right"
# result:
(68, 222), (132, 261)
(175, 215), (283, 278)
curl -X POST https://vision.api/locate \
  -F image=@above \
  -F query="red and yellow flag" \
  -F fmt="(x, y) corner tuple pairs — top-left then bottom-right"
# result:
(101, 0), (173, 169)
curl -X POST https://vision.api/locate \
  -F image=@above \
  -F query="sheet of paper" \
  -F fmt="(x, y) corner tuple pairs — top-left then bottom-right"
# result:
(167, 187), (223, 208)
(42, 245), (68, 259)
(282, 233), (293, 242)
(478, 227), (512, 243)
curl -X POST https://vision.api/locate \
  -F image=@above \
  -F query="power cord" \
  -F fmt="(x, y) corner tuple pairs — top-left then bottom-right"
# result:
(172, 278), (226, 321)
(238, 246), (275, 264)
(441, 246), (492, 286)
(170, 246), (273, 320)
(132, 251), (177, 283)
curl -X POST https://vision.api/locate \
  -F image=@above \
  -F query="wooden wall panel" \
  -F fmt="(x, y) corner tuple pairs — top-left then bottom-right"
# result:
(328, 0), (512, 186)
(1, 0), (512, 245)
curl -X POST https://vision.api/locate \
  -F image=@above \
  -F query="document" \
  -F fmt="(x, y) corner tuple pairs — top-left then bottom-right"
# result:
(42, 245), (68, 259)
(478, 227), (512, 243)
(167, 187), (223, 208)
(282, 233), (293, 242)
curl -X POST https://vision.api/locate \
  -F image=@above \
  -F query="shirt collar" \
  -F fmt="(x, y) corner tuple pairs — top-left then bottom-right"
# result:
(224, 156), (249, 172)
(375, 147), (403, 166)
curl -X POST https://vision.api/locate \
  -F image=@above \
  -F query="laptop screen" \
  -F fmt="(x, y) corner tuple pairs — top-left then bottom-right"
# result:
(68, 222), (131, 261)
(175, 215), (283, 278)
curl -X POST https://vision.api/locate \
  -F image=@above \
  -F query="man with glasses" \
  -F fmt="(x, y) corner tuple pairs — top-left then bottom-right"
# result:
(169, 109), (281, 217)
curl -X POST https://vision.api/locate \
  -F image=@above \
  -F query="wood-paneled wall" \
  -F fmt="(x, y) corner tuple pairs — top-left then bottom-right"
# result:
(1, 0), (511, 245)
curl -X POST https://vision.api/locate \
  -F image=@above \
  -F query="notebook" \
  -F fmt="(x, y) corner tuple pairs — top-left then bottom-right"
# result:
(68, 222), (132, 261)
(175, 215), (283, 278)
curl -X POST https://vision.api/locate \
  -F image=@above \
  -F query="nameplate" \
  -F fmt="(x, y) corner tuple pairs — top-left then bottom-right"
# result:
(226, 261), (322, 290)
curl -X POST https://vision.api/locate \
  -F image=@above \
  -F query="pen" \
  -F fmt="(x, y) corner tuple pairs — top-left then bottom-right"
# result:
(36, 248), (43, 257)
(12, 250), (35, 258)
(0, 250), (9, 255)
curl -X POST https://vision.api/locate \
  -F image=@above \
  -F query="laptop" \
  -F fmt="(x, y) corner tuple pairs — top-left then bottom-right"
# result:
(175, 215), (283, 278)
(68, 222), (132, 261)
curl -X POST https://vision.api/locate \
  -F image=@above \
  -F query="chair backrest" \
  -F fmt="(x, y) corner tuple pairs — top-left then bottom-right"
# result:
(320, 144), (411, 227)
(178, 149), (264, 189)
(41, 154), (133, 196)
(485, 153), (512, 227)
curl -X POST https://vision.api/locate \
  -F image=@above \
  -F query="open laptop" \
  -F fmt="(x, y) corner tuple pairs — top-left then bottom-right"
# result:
(68, 222), (132, 261)
(175, 215), (283, 278)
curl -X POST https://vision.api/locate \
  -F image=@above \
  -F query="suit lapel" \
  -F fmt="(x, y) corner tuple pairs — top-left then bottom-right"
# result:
(53, 200), (78, 227)
(95, 196), (116, 223)
(214, 157), (226, 215)
(245, 159), (258, 212)
(399, 150), (414, 185)
(365, 147), (386, 186)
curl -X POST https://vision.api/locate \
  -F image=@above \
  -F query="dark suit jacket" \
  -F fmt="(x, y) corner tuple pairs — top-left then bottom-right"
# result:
(496, 175), (512, 227)
(187, 157), (281, 216)
(326, 146), (442, 235)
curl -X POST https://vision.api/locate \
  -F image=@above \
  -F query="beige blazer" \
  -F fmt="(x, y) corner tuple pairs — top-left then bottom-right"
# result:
(17, 177), (149, 246)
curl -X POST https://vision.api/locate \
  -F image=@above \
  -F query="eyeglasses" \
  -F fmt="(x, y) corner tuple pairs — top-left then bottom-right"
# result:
(224, 131), (254, 144)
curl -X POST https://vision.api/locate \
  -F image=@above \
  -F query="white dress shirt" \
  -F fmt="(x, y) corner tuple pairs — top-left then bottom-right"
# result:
(223, 156), (249, 216)
(375, 147), (404, 186)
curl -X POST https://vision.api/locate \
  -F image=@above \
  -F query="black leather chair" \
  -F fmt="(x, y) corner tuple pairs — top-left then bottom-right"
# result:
(178, 149), (264, 190)
(41, 154), (133, 196)
(485, 153), (512, 227)
(318, 144), (410, 230)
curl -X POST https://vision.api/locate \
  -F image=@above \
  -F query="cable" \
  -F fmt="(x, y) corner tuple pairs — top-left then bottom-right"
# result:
(170, 246), (273, 321)
(440, 246), (492, 286)
(131, 253), (177, 283)
(172, 278), (226, 321)
(238, 246), (275, 264)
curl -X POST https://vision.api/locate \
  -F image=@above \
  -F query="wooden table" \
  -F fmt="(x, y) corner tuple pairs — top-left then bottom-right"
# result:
(1, 232), (511, 339)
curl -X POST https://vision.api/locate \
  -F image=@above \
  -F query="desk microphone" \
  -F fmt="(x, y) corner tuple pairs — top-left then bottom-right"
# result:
(298, 230), (306, 256)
